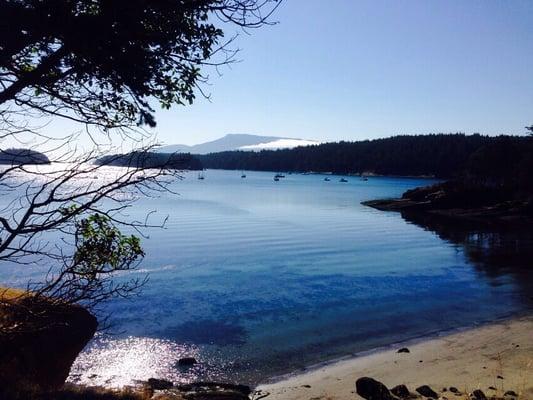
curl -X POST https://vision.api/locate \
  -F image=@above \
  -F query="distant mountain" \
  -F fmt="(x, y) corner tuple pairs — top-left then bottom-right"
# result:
(155, 134), (320, 154)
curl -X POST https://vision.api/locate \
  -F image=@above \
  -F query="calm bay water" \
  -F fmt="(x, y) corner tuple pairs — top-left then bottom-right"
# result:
(1, 169), (532, 387)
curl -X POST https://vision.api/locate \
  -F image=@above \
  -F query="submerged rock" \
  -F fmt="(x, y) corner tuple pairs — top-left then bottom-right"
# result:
(504, 390), (518, 397)
(177, 357), (198, 367)
(416, 385), (438, 398)
(356, 377), (394, 400)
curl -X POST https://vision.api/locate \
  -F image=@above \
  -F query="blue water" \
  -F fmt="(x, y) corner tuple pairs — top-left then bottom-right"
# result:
(1, 169), (532, 387)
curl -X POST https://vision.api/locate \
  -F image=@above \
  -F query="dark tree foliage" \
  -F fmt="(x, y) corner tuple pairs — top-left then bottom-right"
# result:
(465, 136), (533, 193)
(36, 213), (146, 308)
(199, 134), (493, 178)
(95, 151), (203, 170)
(0, 0), (281, 128)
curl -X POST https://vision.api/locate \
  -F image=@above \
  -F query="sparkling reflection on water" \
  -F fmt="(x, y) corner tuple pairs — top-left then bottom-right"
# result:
(69, 336), (203, 387)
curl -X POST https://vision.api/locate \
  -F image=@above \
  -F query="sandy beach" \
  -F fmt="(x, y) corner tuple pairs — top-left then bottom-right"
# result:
(257, 315), (533, 400)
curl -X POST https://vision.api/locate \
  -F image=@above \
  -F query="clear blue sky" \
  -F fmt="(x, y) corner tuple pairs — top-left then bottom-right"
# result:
(46, 0), (533, 146)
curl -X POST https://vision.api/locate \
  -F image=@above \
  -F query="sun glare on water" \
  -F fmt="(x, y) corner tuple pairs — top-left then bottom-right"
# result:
(68, 336), (202, 388)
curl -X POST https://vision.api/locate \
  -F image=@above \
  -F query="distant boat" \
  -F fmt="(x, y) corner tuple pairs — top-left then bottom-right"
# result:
(198, 172), (205, 180)
(324, 177), (330, 181)
(362, 177), (368, 181)
(241, 171), (246, 178)
(274, 173), (285, 179)
(339, 178), (348, 183)
(274, 176), (280, 181)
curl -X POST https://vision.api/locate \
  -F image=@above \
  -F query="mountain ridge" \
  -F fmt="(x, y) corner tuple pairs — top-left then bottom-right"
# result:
(155, 134), (320, 154)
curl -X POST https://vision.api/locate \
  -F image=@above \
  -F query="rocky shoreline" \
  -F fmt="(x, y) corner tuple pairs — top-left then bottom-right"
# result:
(355, 376), (521, 400)
(362, 181), (533, 225)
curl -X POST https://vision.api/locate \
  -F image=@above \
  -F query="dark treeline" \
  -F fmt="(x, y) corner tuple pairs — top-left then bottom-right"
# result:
(464, 135), (533, 194)
(95, 152), (203, 170)
(199, 134), (532, 182)
(0, 148), (50, 165)
(364, 135), (533, 219)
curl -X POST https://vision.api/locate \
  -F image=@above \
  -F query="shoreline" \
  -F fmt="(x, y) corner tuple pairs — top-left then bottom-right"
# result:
(256, 313), (533, 400)
(203, 168), (439, 180)
(260, 311), (531, 385)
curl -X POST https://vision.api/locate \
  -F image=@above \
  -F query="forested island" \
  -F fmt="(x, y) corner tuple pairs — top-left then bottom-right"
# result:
(95, 152), (203, 170)
(355, 135), (533, 223)
(198, 134), (531, 179)
(0, 148), (50, 165)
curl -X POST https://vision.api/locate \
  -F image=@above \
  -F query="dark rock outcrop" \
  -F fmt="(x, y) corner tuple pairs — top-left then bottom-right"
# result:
(356, 377), (394, 400)
(416, 385), (438, 398)
(0, 294), (97, 392)
(471, 389), (487, 400)
(391, 384), (411, 398)
(397, 347), (410, 353)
